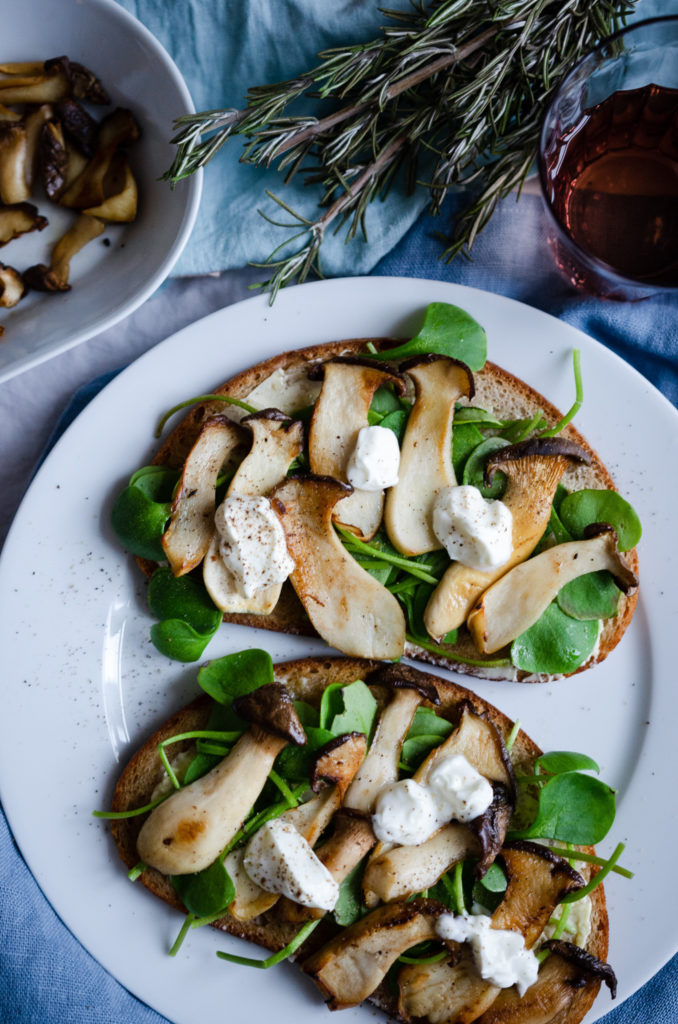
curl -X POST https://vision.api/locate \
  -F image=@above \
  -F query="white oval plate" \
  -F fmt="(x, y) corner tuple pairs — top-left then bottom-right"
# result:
(0, 0), (201, 383)
(0, 277), (676, 1023)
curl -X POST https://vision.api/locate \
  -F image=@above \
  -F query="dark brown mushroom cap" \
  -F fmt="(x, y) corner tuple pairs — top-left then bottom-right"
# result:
(233, 682), (307, 746)
(241, 408), (294, 424)
(366, 662), (441, 705)
(582, 523), (639, 592)
(309, 732), (367, 794)
(22, 261), (69, 293)
(399, 353), (476, 399)
(39, 120), (67, 200)
(55, 98), (99, 157)
(44, 56), (109, 104)
(501, 840), (586, 889)
(485, 437), (591, 485)
(543, 940), (618, 997)
(470, 781), (514, 879)
(307, 355), (407, 394)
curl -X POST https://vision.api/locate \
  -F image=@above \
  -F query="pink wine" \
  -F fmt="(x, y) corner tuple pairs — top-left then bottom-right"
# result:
(543, 83), (678, 285)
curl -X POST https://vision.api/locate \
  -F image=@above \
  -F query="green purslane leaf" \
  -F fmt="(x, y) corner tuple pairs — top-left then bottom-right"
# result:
(461, 437), (510, 499)
(557, 571), (621, 621)
(370, 385), (406, 417)
(454, 405), (503, 427)
(500, 412), (548, 443)
(333, 861), (366, 926)
(371, 303), (487, 370)
(171, 857), (235, 918)
(150, 619), (216, 662)
(274, 725), (335, 782)
(535, 751), (600, 775)
(323, 679), (378, 739)
(198, 650), (274, 705)
(559, 489), (642, 552)
(510, 603), (600, 675)
(378, 408), (409, 442)
(452, 422), (485, 478)
(110, 467), (177, 561)
(510, 771), (616, 845)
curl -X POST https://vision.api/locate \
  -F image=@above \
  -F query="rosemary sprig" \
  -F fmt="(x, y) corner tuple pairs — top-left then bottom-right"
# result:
(165, 0), (633, 298)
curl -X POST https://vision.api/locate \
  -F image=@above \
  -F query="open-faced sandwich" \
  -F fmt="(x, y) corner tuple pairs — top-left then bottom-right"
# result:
(101, 650), (625, 1023)
(111, 302), (641, 681)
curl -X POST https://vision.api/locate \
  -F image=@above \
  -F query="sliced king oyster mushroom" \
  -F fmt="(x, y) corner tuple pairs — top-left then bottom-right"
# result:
(270, 474), (406, 660)
(397, 842), (585, 1024)
(302, 897), (447, 1009)
(161, 416), (246, 576)
(385, 355), (474, 557)
(363, 822), (480, 904)
(136, 683), (305, 876)
(467, 523), (638, 654)
(424, 438), (592, 641)
(308, 357), (406, 540)
(228, 731), (366, 921)
(203, 411), (304, 614)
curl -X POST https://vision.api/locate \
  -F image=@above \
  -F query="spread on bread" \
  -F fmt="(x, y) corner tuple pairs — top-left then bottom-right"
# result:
(100, 652), (625, 1023)
(111, 301), (641, 680)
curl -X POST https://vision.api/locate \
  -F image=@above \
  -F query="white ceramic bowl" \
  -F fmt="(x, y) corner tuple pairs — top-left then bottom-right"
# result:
(0, 0), (202, 383)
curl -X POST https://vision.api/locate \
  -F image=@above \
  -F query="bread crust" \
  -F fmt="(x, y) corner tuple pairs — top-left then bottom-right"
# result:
(134, 337), (639, 681)
(109, 656), (610, 1024)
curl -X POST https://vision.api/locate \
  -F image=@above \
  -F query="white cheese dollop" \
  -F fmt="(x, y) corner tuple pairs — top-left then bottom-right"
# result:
(432, 484), (513, 571)
(428, 754), (494, 824)
(437, 912), (539, 996)
(346, 425), (400, 491)
(372, 778), (441, 845)
(372, 754), (493, 845)
(243, 818), (339, 910)
(214, 494), (294, 598)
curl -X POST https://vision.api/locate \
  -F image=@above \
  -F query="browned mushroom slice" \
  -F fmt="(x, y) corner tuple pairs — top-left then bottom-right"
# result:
(55, 98), (99, 157)
(308, 357), (406, 540)
(0, 103), (21, 122)
(0, 123), (29, 204)
(137, 683), (305, 875)
(52, 57), (109, 104)
(162, 416), (245, 576)
(303, 897), (446, 1009)
(229, 732), (367, 921)
(270, 474), (406, 659)
(59, 107), (140, 210)
(344, 667), (440, 813)
(468, 523), (638, 654)
(0, 202), (47, 246)
(83, 152), (138, 222)
(0, 263), (24, 307)
(385, 355), (474, 556)
(365, 823), (479, 904)
(22, 213), (105, 292)
(413, 702), (515, 878)
(424, 438), (592, 640)
(0, 65), (70, 105)
(203, 413), (303, 614)
(23, 104), (53, 190)
(398, 843), (584, 1024)
(39, 119), (68, 200)
(472, 945), (613, 1024)
(398, 948), (500, 1024)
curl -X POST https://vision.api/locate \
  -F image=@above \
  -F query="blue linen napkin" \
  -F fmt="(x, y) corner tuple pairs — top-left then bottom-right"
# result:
(117, 0), (676, 279)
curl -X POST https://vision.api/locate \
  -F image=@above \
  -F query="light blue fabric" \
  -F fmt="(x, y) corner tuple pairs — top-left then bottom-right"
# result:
(116, 0), (678, 278)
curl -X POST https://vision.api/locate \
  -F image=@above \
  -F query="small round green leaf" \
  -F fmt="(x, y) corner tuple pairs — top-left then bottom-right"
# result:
(536, 751), (600, 775)
(557, 571), (620, 621)
(511, 603), (600, 675)
(462, 437), (510, 498)
(148, 567), (222, 635)
(171, 858), (235, 918)
(515, 772), (616, 845)
(559, 489), (641, 551)
(197, 649), (274, 705)
(371, 302), (487, 370)
(110, 486), (171, 562)
(150, 619), (215, 662)
(452, 423), (485, 478)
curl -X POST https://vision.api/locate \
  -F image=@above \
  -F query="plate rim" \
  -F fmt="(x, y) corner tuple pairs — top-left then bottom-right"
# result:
(1, 275), (677, 1023)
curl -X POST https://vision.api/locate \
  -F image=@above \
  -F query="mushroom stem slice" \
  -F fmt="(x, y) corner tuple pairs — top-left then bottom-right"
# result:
(467, 525), (638, 654)
(59, 107), (140, 210)
(302, 897), (445, 1009)
(398, 948), (499, 1024)
(385, 355), (474, 556)
(270, 474), (406, 660)
(82, 153), (138, 222)
(22, 212), (104, 292)
(308, 358), (405, 540)
(424, 439), (592, 639)
(364, 823), (479, 904)
(137, 728), (287, 876)
(344, 676), (435, 813)
(23, 104), (54, 190)
(0, 123), (29, 204)
(203, 413), (304, 614)
(0, 263), (24, 307)
(162, 415), (245, 576)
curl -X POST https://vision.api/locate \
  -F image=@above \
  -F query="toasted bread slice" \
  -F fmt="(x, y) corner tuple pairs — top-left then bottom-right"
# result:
(109, 656), (611, 1024)
(130, 337), (638, 682)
